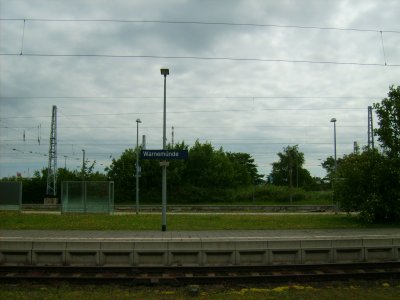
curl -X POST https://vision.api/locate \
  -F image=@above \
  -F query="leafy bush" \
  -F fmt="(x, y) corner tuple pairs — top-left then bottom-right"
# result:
(335, 150), (400, 222)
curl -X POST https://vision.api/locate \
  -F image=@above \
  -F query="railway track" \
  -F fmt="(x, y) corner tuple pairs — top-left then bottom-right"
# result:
(21, 204), (336, 213)
(2, 262), (399, 284)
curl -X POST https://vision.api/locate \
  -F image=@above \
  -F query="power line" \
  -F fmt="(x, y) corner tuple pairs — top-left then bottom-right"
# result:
(1, 124), (366, 129)
(1, 18), (397, 69)
(1, 150), (349, 155)
(0, 107), (369, 119)
(1, 18), (399, 34)
(1, 52), (397, 67)
(0, 95), (380, 100)
(0, 141), (360, 146)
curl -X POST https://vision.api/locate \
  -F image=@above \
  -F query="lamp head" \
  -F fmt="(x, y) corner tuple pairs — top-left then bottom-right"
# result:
(136, 118), (142, 123)
(160, 68), (169, 76)
(330, 118), (337, 123)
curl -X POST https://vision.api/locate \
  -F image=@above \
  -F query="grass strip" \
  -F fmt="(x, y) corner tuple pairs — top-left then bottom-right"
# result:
(1, 212), (399, 230)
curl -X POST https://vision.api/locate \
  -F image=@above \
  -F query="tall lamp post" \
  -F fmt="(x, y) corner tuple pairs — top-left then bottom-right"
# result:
(81, 149), (86, 213)
(330, 118), (337, 171)
(81, 149), (85, 181)
(136, 118), (142, 215)
(161, 68), (169, 231)
(330, 118), (337, 212)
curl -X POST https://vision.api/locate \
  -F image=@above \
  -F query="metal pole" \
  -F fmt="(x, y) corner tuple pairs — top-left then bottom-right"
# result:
(81, 149), (85, 181)
(136, 121), (139, 214)
(333, 121), (337, 171)
(289, 168), (293, 204)
(296, 155), (299, 188)
(136, 119), (141, 214)
(334, 120), (337, 212)
(368, 106), (375, 149)
(161, 68), (169, 232)
(172, 126), (174, 147)
(252, 177), (255, 203)
(330, 118), (337, 172)
(142, 135), (146, 150)
(163, 75), (167, 150)
(81, 149), (85, 213)
(330, 118), (338, 213)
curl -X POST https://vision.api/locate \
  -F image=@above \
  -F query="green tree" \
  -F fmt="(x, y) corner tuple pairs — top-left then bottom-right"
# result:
(166, 141), (189, 189)
(269, 145), (314, 189)
(333, 86), (400, 223)
(227, 152), (263, 185)
(335, 149), (400, 222)
(106, 148), (137, 203)
(106, 140), (262, 203)
(21, 170), (46, 204)
(183, 141), (234, 188)
(373, 85), (400, 158)
(321, 156), (343, 183)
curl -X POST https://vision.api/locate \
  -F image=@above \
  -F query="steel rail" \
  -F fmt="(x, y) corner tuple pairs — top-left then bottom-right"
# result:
(1, 262), (399, 284)
(20, 204), (337, 213)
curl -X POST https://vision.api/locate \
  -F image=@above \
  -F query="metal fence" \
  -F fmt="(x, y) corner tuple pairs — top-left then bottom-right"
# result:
(0, 181), (22, 211)
(61, 181), (114, 213)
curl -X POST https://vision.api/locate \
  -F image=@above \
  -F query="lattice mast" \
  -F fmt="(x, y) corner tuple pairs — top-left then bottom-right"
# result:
(367, 106), (374, 149)
(46, 105), (57, 196)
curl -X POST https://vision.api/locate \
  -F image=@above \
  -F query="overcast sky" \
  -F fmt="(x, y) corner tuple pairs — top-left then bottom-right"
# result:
(1, 0), (399, 179)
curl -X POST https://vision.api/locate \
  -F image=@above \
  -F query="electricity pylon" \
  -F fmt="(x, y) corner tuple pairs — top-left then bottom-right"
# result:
(367, 106), (374, 149)
(46, 105), (57, 197)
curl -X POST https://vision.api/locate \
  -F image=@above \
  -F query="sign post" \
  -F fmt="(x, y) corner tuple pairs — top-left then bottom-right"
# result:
(161, 68), (169, 232)
(141, 149), (188, 231)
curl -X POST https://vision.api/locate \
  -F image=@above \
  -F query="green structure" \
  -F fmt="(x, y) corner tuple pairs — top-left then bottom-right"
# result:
(61, 181), (114, 213)
(0, 181), (22, 211)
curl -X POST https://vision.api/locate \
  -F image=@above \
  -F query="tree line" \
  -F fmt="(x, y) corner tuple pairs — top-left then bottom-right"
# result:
(1, 140), (265, 204)
(2, 86), (399, 222)
(106, 140), (263, 203)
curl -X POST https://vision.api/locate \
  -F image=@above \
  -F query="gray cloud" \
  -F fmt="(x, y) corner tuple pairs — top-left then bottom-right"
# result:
(1, 0), (399, 178)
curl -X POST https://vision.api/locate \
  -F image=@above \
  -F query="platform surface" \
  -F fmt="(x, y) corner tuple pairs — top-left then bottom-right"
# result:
(1, 228), (400, 242)
(1, 228), (400, 266)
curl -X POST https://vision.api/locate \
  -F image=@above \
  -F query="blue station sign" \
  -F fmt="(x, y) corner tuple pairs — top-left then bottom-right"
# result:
(141, 150), (189, 160)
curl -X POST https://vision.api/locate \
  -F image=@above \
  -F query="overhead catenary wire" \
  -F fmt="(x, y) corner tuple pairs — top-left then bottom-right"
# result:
(1, 149), (350, 155)
(1, 18), (398, 67)
(0, 95), (382, 100)
(0, 124), (366, 129)
(1, 18), (399, 34)
(0, 106), (371, 119)
(1, 52), (398, 67)
(0, 141), (363, 146)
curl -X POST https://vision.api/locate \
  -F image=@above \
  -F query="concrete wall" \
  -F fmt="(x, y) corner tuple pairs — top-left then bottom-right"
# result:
(1, 237), (399, 267)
